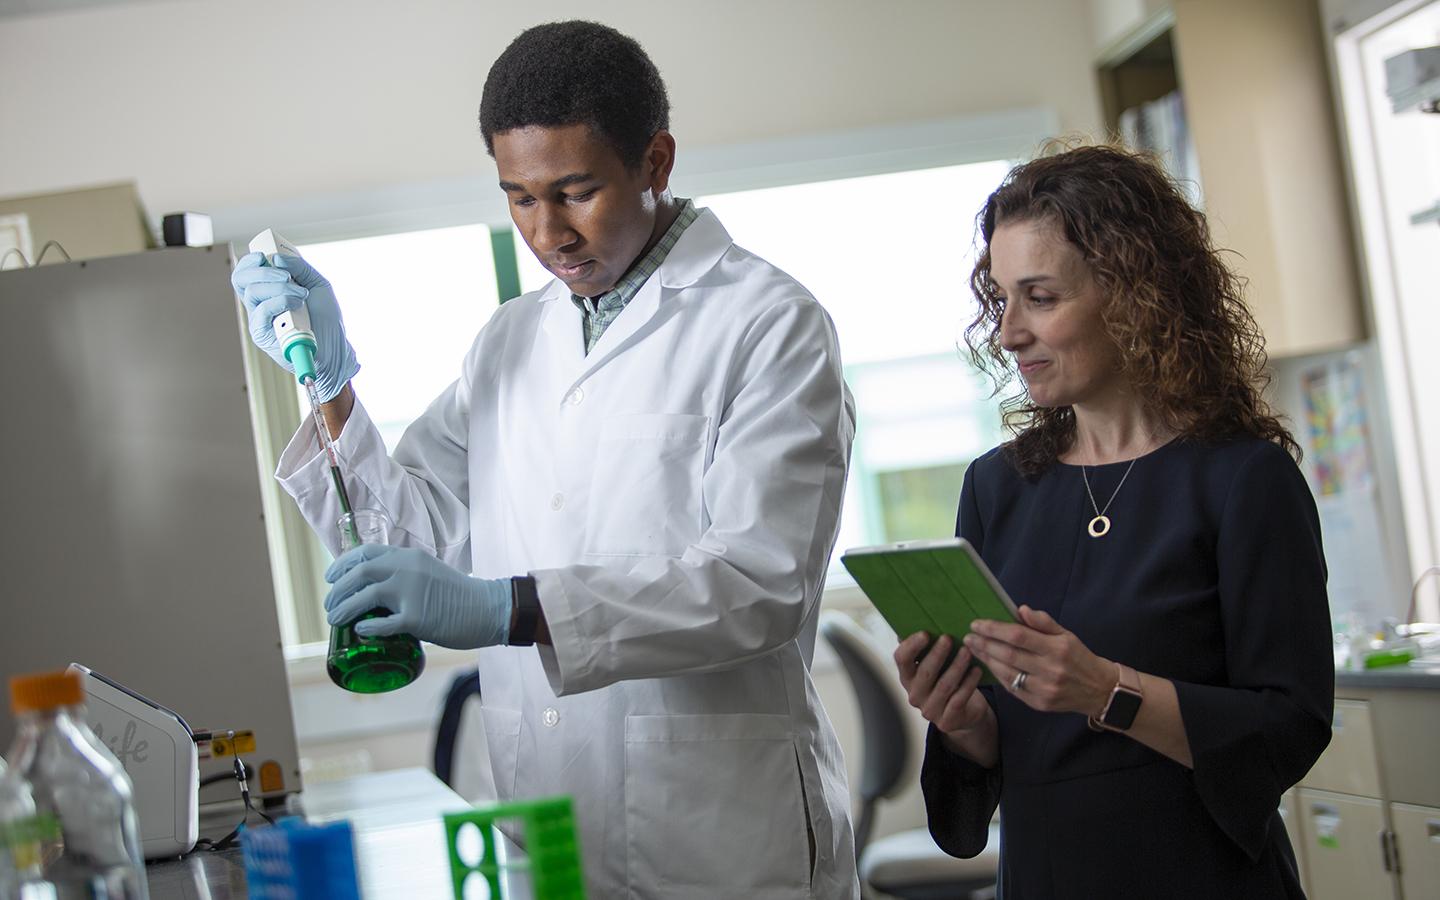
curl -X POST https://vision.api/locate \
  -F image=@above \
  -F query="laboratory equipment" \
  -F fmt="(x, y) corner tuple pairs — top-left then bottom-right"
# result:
(323, 544), (514, 649)
(66, 664), (198, 859)
(443, 797), (585, 900)
(326, 509), (425, 693)
(247, 229), (318, 386)
(241, 818), (361, 900)
(0, 246), (303, 804)
(6, 669), (150, 899)
(247, 228), (359, 544)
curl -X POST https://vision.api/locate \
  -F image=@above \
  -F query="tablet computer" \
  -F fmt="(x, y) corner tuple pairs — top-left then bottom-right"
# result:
(840, 537), (1019, 684)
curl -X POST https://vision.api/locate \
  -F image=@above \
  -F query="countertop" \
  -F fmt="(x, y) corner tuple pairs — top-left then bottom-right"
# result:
(1335, 664), (1440, 690)
(144, 768), (471, 899)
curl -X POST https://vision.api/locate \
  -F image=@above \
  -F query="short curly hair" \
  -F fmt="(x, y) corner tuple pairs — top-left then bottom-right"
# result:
(479, 21), (670, 170)
(966, 142), (1299, 475)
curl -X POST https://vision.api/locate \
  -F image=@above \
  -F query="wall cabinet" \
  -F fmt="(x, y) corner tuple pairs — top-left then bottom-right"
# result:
(1094, 0), (1365, 357)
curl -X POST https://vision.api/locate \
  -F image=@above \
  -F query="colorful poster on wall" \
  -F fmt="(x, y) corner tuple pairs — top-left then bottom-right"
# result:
(1301, 355), (1375, 496)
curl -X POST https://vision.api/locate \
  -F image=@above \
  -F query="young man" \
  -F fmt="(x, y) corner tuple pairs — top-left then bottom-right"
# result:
(233, 21), (858, 898)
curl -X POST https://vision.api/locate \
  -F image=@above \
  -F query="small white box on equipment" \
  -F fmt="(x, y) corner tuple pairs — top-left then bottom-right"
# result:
(69, 663), (199, 859)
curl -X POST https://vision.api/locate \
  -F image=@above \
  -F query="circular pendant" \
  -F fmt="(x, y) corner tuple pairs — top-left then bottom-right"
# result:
(1087, 515), (1111, 538)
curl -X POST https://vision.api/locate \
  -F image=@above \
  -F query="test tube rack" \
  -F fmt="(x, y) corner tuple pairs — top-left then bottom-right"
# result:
(443, 796), (585, 900)
(241, 818), (362, 900)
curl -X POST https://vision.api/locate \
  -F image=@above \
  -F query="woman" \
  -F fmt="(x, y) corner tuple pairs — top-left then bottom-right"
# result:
(894, 145), (1333, 898)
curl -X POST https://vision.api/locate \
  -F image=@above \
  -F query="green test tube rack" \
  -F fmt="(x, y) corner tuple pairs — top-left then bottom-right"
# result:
(443, 796), (585, 900)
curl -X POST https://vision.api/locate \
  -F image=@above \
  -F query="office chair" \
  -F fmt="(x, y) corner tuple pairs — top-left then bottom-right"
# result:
(820, 611), (1000, 900)
(433, 669), (481, 789)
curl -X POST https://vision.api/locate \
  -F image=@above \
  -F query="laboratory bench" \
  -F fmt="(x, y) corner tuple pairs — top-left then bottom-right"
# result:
(1282, 667), (1440, 900)
(145, 767), (470, 899)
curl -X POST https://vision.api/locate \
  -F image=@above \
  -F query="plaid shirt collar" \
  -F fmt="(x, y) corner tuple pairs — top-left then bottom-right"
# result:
(571, 199), (699, 353)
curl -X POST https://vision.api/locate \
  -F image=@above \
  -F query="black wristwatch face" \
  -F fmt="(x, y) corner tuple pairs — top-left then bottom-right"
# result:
(1103, 689), (1143, 730)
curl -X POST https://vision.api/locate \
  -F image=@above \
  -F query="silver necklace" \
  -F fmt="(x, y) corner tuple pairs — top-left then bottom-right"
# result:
(1081, 459), (1138, 538)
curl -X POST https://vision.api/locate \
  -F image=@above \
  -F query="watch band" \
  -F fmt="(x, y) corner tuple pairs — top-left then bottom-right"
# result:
(508, 576), (540, 647)
(1088, 663), (1143, 733)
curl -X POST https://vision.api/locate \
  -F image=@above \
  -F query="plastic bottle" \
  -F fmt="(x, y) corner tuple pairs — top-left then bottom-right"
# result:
(6, 670), (149, 899)
(326, 509), (426, 693)
(0, 757), (54, 900)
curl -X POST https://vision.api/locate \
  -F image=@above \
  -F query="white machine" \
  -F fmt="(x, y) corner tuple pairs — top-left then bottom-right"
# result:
(68, 664), (199, 859)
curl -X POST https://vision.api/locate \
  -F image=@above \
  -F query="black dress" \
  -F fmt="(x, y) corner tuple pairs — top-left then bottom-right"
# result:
(921, 437), (1334, 899)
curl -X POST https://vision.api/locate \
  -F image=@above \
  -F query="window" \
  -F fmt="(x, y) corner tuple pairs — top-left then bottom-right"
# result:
(1334, 1), (1440, 612)
(297, 224), (503, 450)
(695, 162), (1013, 559)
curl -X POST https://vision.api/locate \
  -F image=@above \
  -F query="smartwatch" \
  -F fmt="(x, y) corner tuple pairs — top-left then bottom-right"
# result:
(1088, 663), (1143, 733)
(508, 576), (540, 647)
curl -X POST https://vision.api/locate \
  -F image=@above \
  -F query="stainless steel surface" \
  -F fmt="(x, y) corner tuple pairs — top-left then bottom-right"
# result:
(145, 853), (249, 900)
(146, 769), (470, 899)
(0, 247), (302, 800)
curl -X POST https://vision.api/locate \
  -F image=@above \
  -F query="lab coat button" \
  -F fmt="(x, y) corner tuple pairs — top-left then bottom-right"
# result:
(542, 707), (560, 727)
(566, 388), (584, 406)
(550, 492), (565, 511)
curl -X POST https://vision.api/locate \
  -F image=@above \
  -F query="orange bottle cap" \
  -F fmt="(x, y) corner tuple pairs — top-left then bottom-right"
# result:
(10, 670), (84, 714)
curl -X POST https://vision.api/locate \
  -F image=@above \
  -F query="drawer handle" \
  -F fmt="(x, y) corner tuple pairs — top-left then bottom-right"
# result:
(1428, 820), (1440, 842)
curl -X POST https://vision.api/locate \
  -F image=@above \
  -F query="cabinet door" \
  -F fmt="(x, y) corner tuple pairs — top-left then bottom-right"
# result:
(1279, 790), (1308, 897)
(1171, 0), (1363, 356)
(1297, 789), (1397, 900)
(1391, 803), (1440, 900)
(1301, 699), (1384, 797)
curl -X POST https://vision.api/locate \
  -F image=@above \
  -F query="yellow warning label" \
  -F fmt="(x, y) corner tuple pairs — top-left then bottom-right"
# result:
(208, 730), (257, 757)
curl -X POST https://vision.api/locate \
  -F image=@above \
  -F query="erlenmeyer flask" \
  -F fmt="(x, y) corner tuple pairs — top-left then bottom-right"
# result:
(325, 509), (425, 693)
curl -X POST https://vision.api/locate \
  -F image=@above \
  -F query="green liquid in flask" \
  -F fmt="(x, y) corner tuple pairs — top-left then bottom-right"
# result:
(326, 613), (425, 693)
(325, 509), (426, 694)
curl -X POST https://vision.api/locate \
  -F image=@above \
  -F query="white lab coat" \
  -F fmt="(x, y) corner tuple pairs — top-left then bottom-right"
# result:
(277, 209), (860, 898)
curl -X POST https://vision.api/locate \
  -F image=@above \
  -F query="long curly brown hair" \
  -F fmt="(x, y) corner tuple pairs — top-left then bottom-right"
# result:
(965, 143), (1299, 475)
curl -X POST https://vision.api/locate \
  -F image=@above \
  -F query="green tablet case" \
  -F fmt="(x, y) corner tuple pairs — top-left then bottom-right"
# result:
(840, 539), (1017, 685)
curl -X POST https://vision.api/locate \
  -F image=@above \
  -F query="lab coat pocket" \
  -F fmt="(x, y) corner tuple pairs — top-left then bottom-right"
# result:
(624, 714), (812, 898)
(584, 413), (710, 558)
(480, 706), (522, 801)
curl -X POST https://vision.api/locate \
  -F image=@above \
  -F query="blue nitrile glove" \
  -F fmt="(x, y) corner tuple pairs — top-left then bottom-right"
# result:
(324, 544), (513, 649)
(230, 251), (359, 402)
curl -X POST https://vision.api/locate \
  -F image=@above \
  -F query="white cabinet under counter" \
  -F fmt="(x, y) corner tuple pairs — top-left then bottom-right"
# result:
(1293, 670), (1440, 899)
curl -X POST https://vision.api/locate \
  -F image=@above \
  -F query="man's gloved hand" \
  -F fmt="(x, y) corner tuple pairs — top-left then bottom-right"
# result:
(324, 544), (513, 649)
(230, 251), (359, 402)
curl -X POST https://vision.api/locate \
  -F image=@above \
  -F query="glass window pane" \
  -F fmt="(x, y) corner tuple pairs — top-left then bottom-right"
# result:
(698, 161), (1012, 565)
(297, 224), (502, 449)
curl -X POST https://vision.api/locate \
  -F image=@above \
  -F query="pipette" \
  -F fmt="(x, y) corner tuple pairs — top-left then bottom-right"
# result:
(247, 229), (358, 543)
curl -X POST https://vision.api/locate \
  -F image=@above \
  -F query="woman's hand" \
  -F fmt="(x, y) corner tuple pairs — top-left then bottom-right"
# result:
(964, 605), (1115, 716)
(894, 633), (997, 765)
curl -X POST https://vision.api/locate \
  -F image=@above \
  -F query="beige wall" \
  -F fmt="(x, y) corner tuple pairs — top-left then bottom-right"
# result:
(1, 0), (1102, 224)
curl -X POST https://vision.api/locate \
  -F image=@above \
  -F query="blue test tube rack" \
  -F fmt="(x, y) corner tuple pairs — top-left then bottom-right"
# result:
(241, 817), (362, 900)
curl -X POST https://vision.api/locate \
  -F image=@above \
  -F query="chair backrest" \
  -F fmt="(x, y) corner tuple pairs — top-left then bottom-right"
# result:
(432, 669), (482, 788)
(819, 611), (918, 854)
